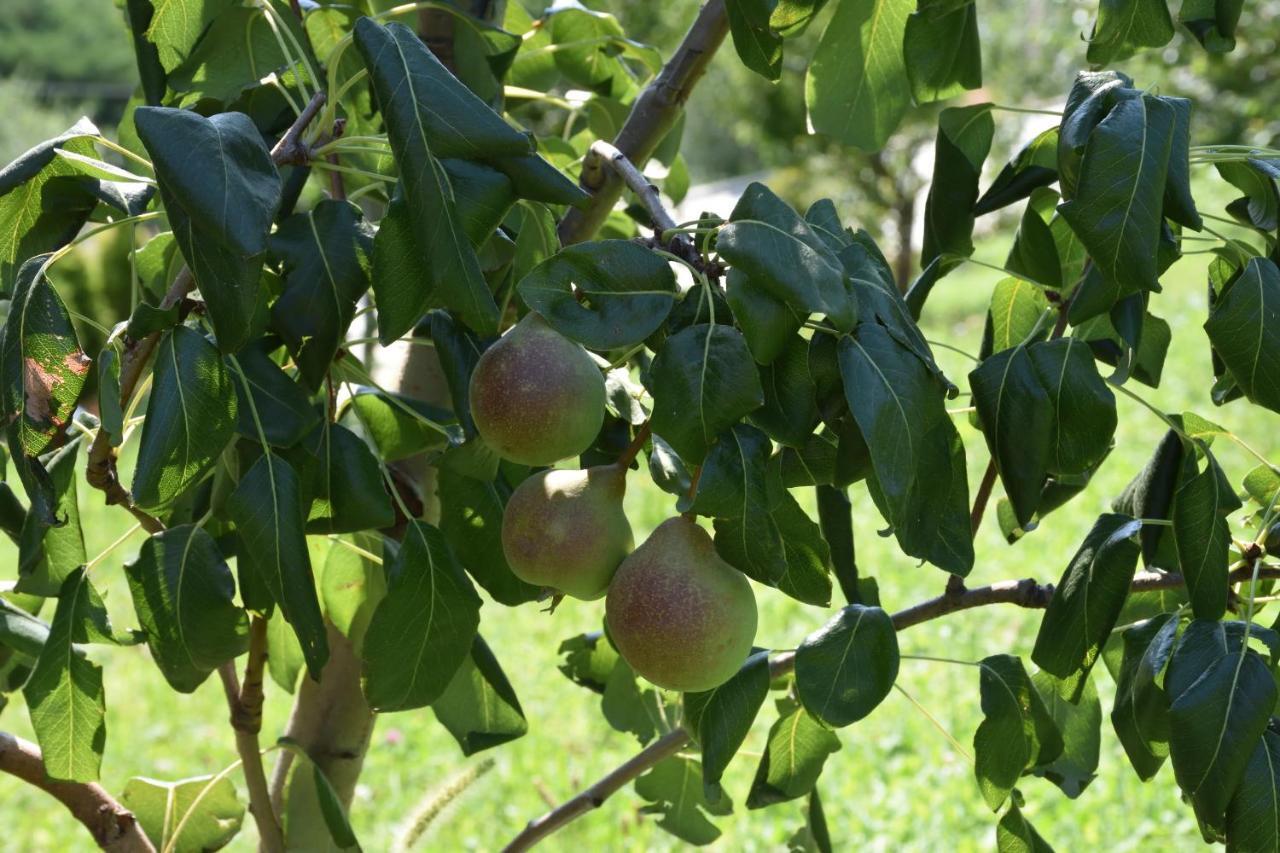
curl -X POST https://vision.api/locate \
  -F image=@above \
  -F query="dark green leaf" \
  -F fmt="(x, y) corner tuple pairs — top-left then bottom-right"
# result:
(715, 490), (833, 606)
(135, 107), (281, 352)
(726, 0), (783, 80)
(517, 240), (677, 349)
(725, 270), (804, 366)
(1204, 257), (1280, 415)
(806, 0), (913, 151)
(1031, 514), (1141, 699)
(975, 127), (1059, 216)
(636, 756), (732, 846)
(343, 387), (452, 463)
(355, 20), (521, 336)
(750, 334), (820, 446)
(1167, 620), (1278, 833)
(1216, 161), (1278, 231)
(648, 323), (763, 463)
(443, 159), (515, 246)
(1004, 189), (1063, 290)
(362, 521), (480, 711)
(1086, 0), (1175, 64)
(437, 468), (540, 605)
(1179, 0), (1243, 53)
(687, 424), (781, 518)
(432, 635), (528, 756)
(1172, 449), (1242, 621)
(0, 597), (49, 659)
(973, 654), (1062, 810)
(903, 3), (981, 104)
(16, 441), (85, 596)
(132, 326), (237, 512)
(1112, 613), (1178, 780)
(557, 632), (619, 694)
(292, 422), (394, 535)
(23, 569), (109, 782)
(1058, 92), (1175, 320)
(1225, 728), (1280, 852)
(269, 200), (373, 390)
(815, 484), (859, 603)
(1162, 97), (1202, 230)
(684, 651), (771, 793)
(747, 700), (842, 808)
(125, 525), (249, 693)
(231, 346), (318, 448)
(1057, 71), (1133, 201)
(494, 154), (589, 207)
(227, 452), (328, 677)
(795, 604), (898, 727)
(0, 256), (90, 456)
(1113, 428), (1183, 566)
(1032, 671), (1100, 798)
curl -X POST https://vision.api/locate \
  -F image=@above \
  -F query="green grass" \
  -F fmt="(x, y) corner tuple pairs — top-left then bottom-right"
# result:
(2, 230), (1277, 852)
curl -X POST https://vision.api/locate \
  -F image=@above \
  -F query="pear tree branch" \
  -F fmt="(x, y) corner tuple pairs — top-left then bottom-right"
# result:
(0, 731), (155, 852)
(502, 562), (1280, 851)
(558, 0), (729, 246)
(218, 617), (282, 852)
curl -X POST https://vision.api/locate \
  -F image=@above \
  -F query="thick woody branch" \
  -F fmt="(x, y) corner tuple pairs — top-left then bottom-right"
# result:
(219, 617), (283, 852)
(502, 561), (1280, 850)
(558, 0), (729, 246)
(0, 732), (155, 852)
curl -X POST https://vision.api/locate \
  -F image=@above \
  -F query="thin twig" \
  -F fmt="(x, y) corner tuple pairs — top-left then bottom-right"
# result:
(616, 421), (652, 469)
(220, 617), (283, 852)
(0, 732), (155, 852)
(270, 91), (327, 166)
(501, 562), (1280, 850)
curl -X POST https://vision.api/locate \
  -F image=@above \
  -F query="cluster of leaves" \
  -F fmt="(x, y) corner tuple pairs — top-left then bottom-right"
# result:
(0, 0), (1278, 850)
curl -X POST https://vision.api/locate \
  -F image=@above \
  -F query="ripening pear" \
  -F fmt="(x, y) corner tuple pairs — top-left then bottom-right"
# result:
(469, 312), (605, 466)
(605, 516), (757, 693)
(502, 464), (633, 600)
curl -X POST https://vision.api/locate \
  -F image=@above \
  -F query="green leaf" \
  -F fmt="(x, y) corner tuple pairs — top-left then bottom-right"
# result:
(23, 569), (109, 782)
(121, 774), (245, 853)
(750, 334), (820, 446)
(0, 119), (105, 298)
(291, 423), (394, 535)
(443, 158), (516, 246)
(1057, 92), (1175, 320)
(1204, 257), (1280, 415)
(432, 635), (528, 756)
(269, 200), (373, 390)
(648, 323), (764, 464)
(795, 604), (898, 727)
(517, 240), (678, 349)
(747, 700), (842, 808)
(0, 257), (90, 456)
(970, 339), (1117, 529)
(134, 107), (281, 353)
(1032, 671), (1100, 798)
(0, 597), (49, 659)
(265, 608), (303, 694)
(714, 490), (834, 606)
(1179, 0), (1243, 53)
(355, 20), (521, 337)
(684, 651), (771, 793)
(362, 521), (480, 712)
(1031, 514), (1141, 699)
(726, 0), (783, 80)
(231, 346), (318, 449)
(815, 484), (860, 604)
(718, 183), (854, 330)
(636, 756), (732, 846)
(975, 127), (1059, 216)
(125, 525), (249, 693)
(320, 534), (386, 652)
(1172, 449), (1242, 621)
(343, 387), (452, 463)
(1113, 429), (1183, 566)
(558, 631), (619, 694)
(1216, 160), (1278, 231)
(1161, 97), (1202, 231)
(1111, 613), (1178, 781)
(973, 654), (1062, 811)
(227, 452), (328, 677)
(276, 738), (359, 851)
(1004, 189), (1063, 290)
(1225, 728), (1280, 852)
(437, 467), (540, 606)
(982, 278), (1051, 357)
(903, 3), (981, 105)
(805, 0), (913, 151)
(726, 270), (804, 366)
(996, 801), (1054, 853)
(166, 2), (307, 107)
(16, 441), (86, 596)
(839, 322), (972, 575)
(1086, 0), (1175, 65)
(144, 0), (236, 71)
(922, 102), (995, 268)
(1167, 620), (1278, 833)
(603, 657), (680, 745)
(687, 425), (780, 518)
(132, 326), (237, 512)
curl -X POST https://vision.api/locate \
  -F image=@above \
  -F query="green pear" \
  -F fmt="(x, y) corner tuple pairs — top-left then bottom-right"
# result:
(502, 464), (634, 600)
(469, 312), (605, 466)
(605, 516), (757, 692)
